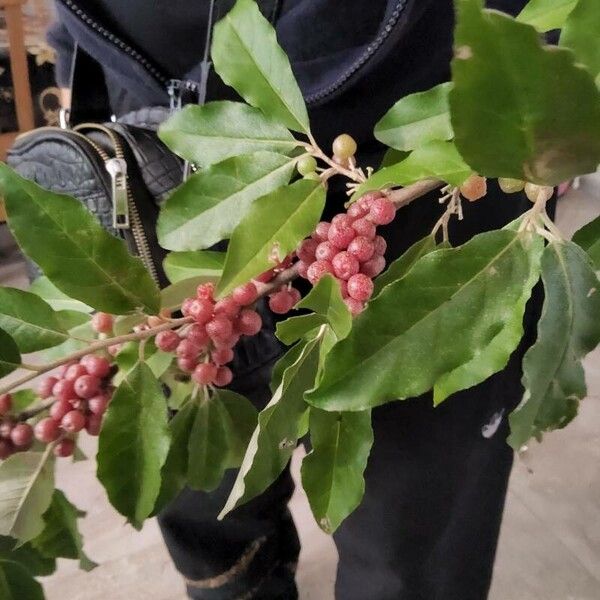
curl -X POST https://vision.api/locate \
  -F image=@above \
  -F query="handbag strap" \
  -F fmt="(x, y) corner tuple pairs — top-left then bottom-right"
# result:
(66, 43), (112, 126)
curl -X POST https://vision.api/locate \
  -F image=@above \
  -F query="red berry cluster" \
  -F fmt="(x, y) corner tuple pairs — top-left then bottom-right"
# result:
(295, 191), (393, 315)
(0, 353), (113, 460)
(159, 282), (265, 387)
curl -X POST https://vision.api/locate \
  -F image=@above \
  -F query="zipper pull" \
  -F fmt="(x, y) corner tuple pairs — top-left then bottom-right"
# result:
(105, 158), (129, 229)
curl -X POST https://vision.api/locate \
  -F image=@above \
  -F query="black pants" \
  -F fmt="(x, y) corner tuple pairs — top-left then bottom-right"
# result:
(158, 344), (525, 600)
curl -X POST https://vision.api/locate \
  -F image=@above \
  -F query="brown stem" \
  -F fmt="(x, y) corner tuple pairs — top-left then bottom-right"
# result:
(388, 179), (443, 208)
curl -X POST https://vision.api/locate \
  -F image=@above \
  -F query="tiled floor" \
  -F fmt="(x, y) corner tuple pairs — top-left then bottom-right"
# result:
(0, 177), (598, 600)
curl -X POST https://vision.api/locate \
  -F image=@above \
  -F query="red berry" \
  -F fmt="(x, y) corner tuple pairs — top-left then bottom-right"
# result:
(10, 423), (33, 448)
(189, 299), (214, 324)
(54, 439), (75, 458)
(331, 214), (353, 228)
(70, 399), (87, 411)
(347, 202), (368, 219)
(253, 269), (275, 283)
(50, 399), (72, 422)
(92, 312), (113, 333)
(0, 421), (13, 439)
(312, 221), (331, 242)
(185, 324), (210, 348)
(347, 274), (374, 302)
(34, 418), (61, 443)
(352, 218), (376, 239)
(176, 339), (202, 359)
(232, 282), (259, 306)
(332, 251), (360, 280)
(196, 282), (215, 300)
(155, 330), (180, 352)
(0, 440), (12, 459)
(361, 255), (386, 278)
(36, 377), (56, 400)
(368, 197), (395, 225)
(307, 260), (334, 285)
(213, 333), (240, 349)
(177, 356), (198, 373)
(347, 236), (375, 263)
(344, 297), (364, 316)
(58, 362), (75, 378)
(297, 260), (310, 279)
(192, 363), (218, 385)
(236, 309), (262, 336)
(88, 395), (109, 416)
(315, 241), (337, 262)
(64, 364), (87, 381)
(296, 239), (318, 264)
(74, 375), (101, 399)
(460, 175), (487, 202)
(358, 191), (384, 211)
(269, 290), (295, 314)
(213, 366), (233, 387)
(80, 355), (111, 378)
(206, 315), (233, 341)
(288, 287), (302, 306)
(373, 235), (387, 256)
(214, 297), (241, 319)
(52, 379), (76, 402)
(212, 347), (234, 365)
(0, 394), (12, 415)
(61, 410), (86, 433)
(328, 223), (356, 250)
(86, 414), (103, 436)
(181, 297), (195, 317)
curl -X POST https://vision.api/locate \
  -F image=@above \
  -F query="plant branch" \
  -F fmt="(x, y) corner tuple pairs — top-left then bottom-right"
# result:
(388, 179), (444, 208)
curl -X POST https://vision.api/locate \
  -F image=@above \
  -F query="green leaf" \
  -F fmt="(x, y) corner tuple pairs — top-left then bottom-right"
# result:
(374, 83), (453, 151)
(217, 180), (325, 296)
(164, 377), (194, 411)
(380, 148), (409, 168)
(301, 409), (373, 534)
(217, 390), (259, 468)
(508, 241), (600, 448)
(97, 363), (170, 528)
(113, 313), (146, 336)
(308, 230), (540, 411)
(29, 277), (92, 313)
(158, 102), (299, 167)
(451, 1), (600, 185)
(373, 235), (438, 297)
(10, 390), (37, 412)
(572, 215), (600, 269)
(0, 449), (55, 544)
(270, 341), (306, 393)
(158, 152), (296, 251)
(163, 251), (225, 284)
(152, 402), (198, 515)
(517, 0), (578, 31)
(296, 275), (352, 340)
(160, 276), (219, 312)
(560, 0), (600, 85)
(0, 328), (20, 378)
(211, 0), (310, 133)
(55, 310), (89, 331)
(113, 342), (173, 385)
(0, 560), (44, 600)
(0, 288), (67, 353)
(0, 536), (55, 577)
(220, 334), (321, 517)
(276, 313), (328, 345)
(0, 165), (160, 315)
(351, 141), (471, 201)
(31, 490), (96, 571)
(35, 320), (94, 364)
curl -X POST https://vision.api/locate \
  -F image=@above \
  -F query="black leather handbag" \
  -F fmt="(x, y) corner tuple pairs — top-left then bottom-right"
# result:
(6, 47), (182, 287)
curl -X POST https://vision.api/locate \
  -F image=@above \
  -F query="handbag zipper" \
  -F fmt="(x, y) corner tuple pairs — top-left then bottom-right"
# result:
(15, 125), (160, 285)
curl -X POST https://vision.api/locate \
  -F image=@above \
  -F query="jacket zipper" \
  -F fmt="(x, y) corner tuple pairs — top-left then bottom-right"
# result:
(306, 0), (410, 106)
(15, 126), (160, 285)
(60, 0), (169, 86)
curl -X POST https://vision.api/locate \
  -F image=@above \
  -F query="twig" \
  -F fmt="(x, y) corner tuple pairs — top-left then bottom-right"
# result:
(388, 179), (444, 208)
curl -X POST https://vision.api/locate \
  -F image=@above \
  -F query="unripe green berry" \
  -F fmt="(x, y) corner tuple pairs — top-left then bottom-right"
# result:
(332, 134), (357, 160)
(524, 183), (553, 203)
(498, 178), (525, 194)
(297, 155), (317, 176)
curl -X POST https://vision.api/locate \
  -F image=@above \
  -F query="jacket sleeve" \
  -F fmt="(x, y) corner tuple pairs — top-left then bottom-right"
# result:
(47, 21), (75, 87)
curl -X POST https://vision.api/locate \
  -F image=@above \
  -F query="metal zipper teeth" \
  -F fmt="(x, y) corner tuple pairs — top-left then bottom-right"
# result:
(60, 0), (168, 85)
(18, 125), (160, 285)
(305, 0), (409, 106)
(75, 123), (161, 285)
